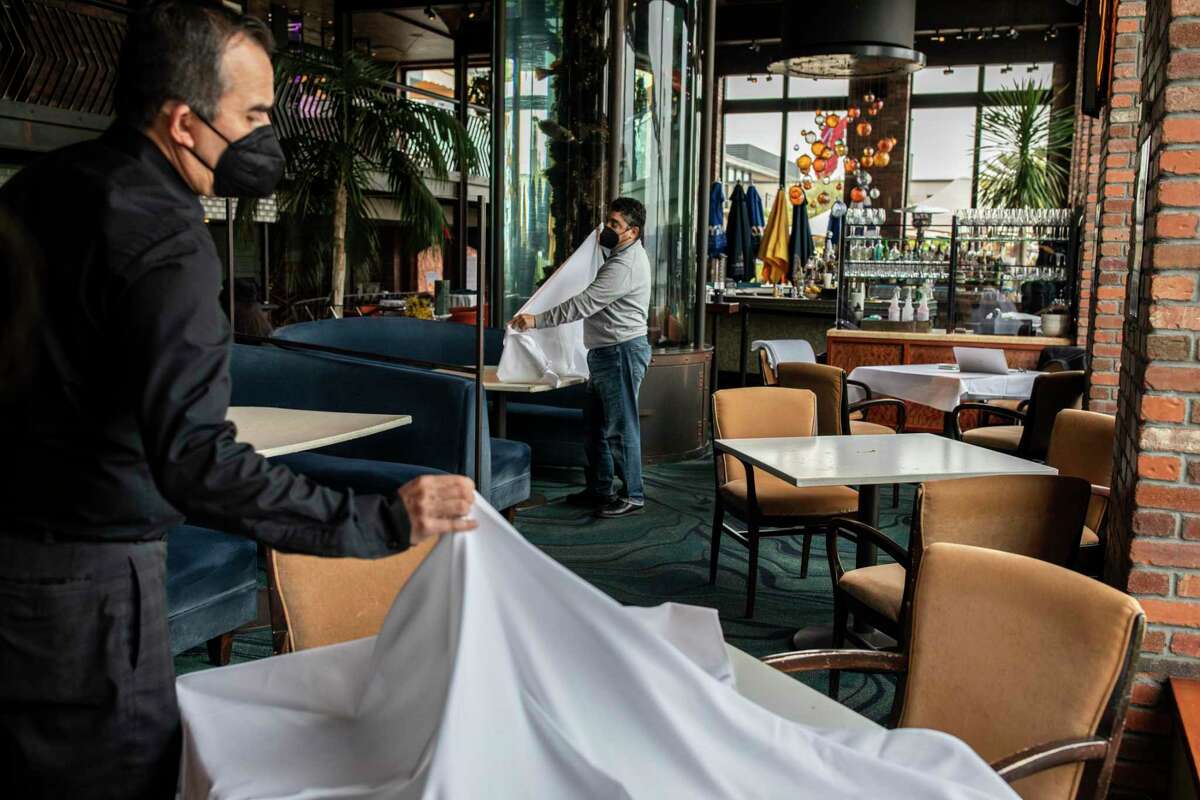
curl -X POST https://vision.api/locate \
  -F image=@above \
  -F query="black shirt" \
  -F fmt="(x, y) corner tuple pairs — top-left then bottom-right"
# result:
(0, 124), (410, 556)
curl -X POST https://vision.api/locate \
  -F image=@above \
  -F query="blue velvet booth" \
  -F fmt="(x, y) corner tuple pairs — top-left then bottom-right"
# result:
(274, 317), (588, 467)
(229, 342), (531, 511)
(166, 525), (257, 662)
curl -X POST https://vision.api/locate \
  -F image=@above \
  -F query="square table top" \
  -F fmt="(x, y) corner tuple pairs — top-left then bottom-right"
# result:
(848, 363), (1040, 412)
(227, 406), (412, 457)
(714, 433), (1057, 488)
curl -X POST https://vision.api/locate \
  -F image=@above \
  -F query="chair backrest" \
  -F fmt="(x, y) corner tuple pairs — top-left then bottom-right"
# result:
(275, 316), (506, 367)
(1019, 371), (1086, 459)
(775, 362), (848, 435)
(269, 539), (438, 651)
(899, 543), (1143, 800)
(914, 474), (1090, 568)
(711, 387), (817, 484)
(758, 348), (778, 385)
(1046, 410), (1115, 533)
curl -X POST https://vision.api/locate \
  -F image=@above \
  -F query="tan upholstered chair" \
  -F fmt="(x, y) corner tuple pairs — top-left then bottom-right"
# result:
(776, 362), (907, 507)
(765, 543), (1144, 800)
(953, 370), (1086, 460)
(824, 474), (1090, 696)
(267, 538), (437, 652)
(711, 387), (858, 617)
(758, 348), (778, 386)
(1046, 409), (1115, 575)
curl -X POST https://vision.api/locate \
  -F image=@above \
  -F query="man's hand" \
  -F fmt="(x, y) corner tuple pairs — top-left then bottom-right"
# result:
(510, 313), (535, 331)
(397, 475), (478, 545)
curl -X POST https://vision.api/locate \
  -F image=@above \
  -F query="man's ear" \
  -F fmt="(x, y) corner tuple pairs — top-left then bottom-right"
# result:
(163, 102), (198, 150)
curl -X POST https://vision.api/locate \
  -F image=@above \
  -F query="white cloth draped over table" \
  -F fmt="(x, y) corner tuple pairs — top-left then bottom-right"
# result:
(497, 231), (604, 387)
(177, 499), (1018, 800)
(848, 363), (1039, 413)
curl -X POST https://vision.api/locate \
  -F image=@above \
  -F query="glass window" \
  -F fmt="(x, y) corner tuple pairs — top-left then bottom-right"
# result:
(787, 77), (850, 99)
(984, 62), (1054, 90)
(404, 68), (456, 111)
(908, 107), (976, 183)
(912, 65), (979, 94)
(724, 74), (783, 100)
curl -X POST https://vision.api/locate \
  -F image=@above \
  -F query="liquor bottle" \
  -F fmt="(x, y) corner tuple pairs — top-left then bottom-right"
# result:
(888, 287), (901, 321)
(901, 286), (914, 322)
(916, 283), (930, 322)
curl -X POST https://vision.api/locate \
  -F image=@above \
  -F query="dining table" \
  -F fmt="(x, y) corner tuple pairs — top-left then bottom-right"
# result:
(227, 406), (413, 457)
(713, 433), (1057, 647)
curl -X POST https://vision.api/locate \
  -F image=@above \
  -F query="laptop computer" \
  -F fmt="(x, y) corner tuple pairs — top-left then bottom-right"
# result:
(953, 347), (1010, 374)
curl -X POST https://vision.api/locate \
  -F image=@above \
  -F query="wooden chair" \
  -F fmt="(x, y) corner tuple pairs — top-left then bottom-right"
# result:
(952, 370), (1086, 460)
(776, 362), (907, 507)
(824, 473), (1091, 696)
(1046, 409), (1116, 576)
(710, 387), (858, 617)
(267, 538), (437, 652)
(766, 542), (1144, 800)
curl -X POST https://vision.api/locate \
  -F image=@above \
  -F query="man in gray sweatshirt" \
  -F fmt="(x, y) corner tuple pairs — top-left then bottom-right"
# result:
(510, 197), (652, 518)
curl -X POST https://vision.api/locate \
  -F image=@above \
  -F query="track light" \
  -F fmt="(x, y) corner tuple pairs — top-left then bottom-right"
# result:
(1007, 27), (1019, 40)
(424, 5), (437, 21)
(466, 5), (477, 19)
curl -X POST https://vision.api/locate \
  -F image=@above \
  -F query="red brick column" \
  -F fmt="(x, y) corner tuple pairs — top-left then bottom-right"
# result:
(1109, 0), (1200, 794)
(1081, 1), (1147, 415)
(847, 75), (910, 227)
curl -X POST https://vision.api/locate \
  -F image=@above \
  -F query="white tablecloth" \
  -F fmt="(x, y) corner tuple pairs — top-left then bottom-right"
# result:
(177, 499), (1017, 799)
(849, 363), (1039, 412)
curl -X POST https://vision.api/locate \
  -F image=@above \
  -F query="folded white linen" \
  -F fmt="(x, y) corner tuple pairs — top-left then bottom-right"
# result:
(751, 338), (817, 371)
(496, 231), (604, 387)
(177, 499), (1018, 800)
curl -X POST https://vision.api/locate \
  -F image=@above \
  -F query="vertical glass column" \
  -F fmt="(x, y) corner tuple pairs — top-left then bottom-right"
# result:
(500, 0), (562, 323)
(619, 0), (699, 347)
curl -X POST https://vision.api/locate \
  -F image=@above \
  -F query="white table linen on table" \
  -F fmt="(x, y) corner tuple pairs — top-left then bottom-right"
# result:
(177, 499), (1017, 800)
(847, 363), (1039, 413)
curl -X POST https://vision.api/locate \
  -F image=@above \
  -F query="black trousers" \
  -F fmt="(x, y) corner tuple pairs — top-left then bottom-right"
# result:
(0, 536), (180, 799)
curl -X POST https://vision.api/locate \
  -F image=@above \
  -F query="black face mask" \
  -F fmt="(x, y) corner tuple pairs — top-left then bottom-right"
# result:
(188, 113), (286, 198)
(598, 226), (621, 250)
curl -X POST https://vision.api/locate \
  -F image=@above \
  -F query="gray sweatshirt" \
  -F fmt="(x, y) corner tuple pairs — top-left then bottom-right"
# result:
(534, 239), (651, 349)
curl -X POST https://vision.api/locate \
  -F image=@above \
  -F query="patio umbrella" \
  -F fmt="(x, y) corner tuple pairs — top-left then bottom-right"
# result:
(758, 189), (791, 284)
(708, 181), (727, 258)
(789, 193), (815, 279)
(725, 183), (755, 280)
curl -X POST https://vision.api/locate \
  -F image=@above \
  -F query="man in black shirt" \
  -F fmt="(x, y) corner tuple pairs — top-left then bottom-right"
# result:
(0, 2), (476, 796)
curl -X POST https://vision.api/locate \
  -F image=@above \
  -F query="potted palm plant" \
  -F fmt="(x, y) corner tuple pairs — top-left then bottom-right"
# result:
(273, 50), (477, 314)
(977, 80), (1074, 209)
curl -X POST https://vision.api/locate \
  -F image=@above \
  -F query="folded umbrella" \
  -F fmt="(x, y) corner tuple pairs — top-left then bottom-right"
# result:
(708, 181), (727, 258)
(758, 189), (792, 284)
(724, 183), (755, 280)
(789, 192), (815, 280)
(746, 185), (765, 278)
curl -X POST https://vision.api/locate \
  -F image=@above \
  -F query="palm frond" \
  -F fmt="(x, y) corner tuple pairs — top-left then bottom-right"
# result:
(976, 79), (1074, 209)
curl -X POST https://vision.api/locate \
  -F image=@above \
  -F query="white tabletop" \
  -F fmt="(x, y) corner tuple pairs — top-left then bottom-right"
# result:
(715, 433), (1057, 488)
(438, 366), (586, 394)
(227, 406), (412, 457)
(848, 363), (1039, 412)
(727, 645), (880, 731)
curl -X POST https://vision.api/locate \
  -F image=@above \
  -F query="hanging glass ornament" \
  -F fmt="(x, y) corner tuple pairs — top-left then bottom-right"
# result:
(850, 186), (866, 203)
(862, 146), (876, 157)
(874, 151), (891, 167)
(802, 178), (813, 190)
(812, 156), (828, 174)
(831, 199), (848, 218)
(797, 154), (812, 173)
(788, 185), (804, 204)
(857, 170), (872, 185)
(861, 154), (875, 168)
(869, 187), (881, 200)
(793, 143), (801, 152)
(877, 138), (894, 153)
(863, 92), (876, 103)
(847, 106), (861, 119)
(817, 191), (831, 205)
(875, 99), (885, 112)
(855, 121), (872, 137)
(825, 113), (839, 128)
(811, 141), (826, 158)
(834, 142), (847, 156)
(814, 111), (825, 126)
(866, 103), (879, 116)
(843, 157), (858, 174)
(836, 182), (844, 191)
(821, 175), (832, 186)
(804, 130), (817, 144)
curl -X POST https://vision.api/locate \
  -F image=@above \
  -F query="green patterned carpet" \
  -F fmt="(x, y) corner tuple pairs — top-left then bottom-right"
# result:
(175, 457), (913, 722)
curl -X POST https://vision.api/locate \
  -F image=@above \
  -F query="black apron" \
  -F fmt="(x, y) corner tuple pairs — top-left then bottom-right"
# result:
(0, 536), (180, 799)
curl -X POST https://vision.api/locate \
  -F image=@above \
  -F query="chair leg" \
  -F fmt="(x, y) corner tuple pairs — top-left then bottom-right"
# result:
(800, 531), (812, 579)
(829, 596), (848, 699)
(709, 501), (724, 584)
(891, 483), (899, 508)
(745, 523), (760, 618)
(207, 632), (234, 667)
(504, 506), (517, 523)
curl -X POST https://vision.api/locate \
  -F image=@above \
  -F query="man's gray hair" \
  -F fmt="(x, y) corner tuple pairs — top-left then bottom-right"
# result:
(115, 0), (274, 128)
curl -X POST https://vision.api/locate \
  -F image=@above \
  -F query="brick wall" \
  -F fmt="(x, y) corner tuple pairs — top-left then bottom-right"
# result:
(847, 75), (909, 227)
(1081, 1), (1147, 415)
(1110, 0), (1200, 796)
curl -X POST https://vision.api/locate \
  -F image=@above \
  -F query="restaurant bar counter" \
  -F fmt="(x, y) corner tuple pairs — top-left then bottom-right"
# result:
(826, 329), (1074, 433)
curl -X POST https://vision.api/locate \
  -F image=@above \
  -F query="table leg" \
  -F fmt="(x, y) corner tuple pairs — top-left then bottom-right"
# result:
(710, 313), (720, 392)
(738, 305), (749, 387)
(494, 392), (508, 440)
(855, 484), (881, 569)
(942, 410), (956, 438)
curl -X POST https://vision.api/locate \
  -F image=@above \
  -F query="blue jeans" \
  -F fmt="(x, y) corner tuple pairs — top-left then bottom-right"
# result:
(585, 337), (652, 503)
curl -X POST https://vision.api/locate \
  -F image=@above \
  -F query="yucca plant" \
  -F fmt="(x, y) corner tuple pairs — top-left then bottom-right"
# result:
(977, 80), (1074, 209)
(273, 50), (477, 312)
